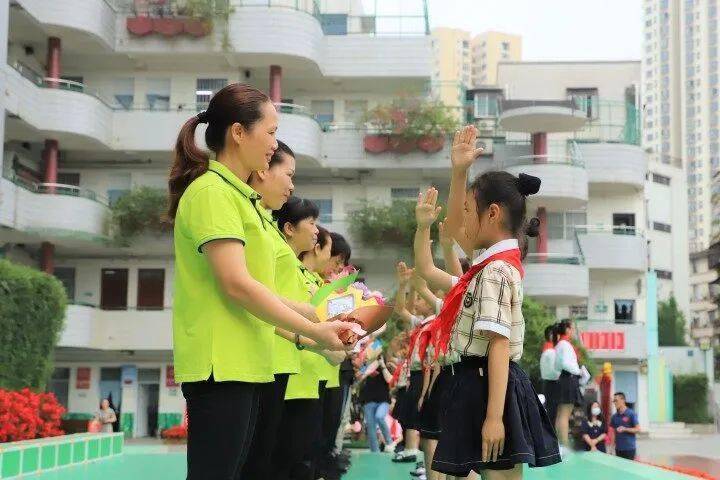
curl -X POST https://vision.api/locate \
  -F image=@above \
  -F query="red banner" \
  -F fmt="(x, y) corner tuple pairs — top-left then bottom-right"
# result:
(166, 365), (177, 387)
(580, 331), (625, 351)
(76, 367), (91, 389)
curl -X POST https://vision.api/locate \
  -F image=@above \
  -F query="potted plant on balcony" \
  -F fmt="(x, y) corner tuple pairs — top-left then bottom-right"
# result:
(109, 187), (170, 246)
(153, 16), (184, 36)
(127, 15), (153, 36)
(361, 98), (458, 155)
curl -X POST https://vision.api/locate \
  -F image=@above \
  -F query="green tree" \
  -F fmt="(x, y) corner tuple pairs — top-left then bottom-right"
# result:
(0, 260), (67, 390)
(109, 187), (170, 246)
(658, 296), (687, 346)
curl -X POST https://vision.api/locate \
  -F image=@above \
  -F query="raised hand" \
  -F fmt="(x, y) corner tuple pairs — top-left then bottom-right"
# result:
(396, 261), (414, 285)
(409, 270), (428, 291)
(438, 221), (454, 249)
(451, 125), (484, 172)
(415, 187), (442, 229)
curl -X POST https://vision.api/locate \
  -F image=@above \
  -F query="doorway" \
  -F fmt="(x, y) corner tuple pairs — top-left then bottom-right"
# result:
(99, 368), (122, 432)
(101, 269), (128, 310)
(136, 368), (160, 437)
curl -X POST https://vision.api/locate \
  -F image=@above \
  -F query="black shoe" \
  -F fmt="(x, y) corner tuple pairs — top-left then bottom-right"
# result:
(392, 452), (417, 463)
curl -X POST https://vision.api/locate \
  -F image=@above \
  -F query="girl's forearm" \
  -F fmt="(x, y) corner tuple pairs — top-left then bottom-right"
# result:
(486, 335), (510, 421)
(442, 244), (463, 277)
(414, 226), (453, 290)
(445, 168), (468, 240)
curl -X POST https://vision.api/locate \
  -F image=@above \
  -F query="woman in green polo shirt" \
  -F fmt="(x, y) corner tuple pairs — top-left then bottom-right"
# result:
(242, 141), (344, 479)
(168, 83), (353, 480)
(271, 202), (344, 480)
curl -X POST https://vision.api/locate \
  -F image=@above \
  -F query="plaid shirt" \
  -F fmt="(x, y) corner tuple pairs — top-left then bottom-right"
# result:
(449, 242), (525, 361)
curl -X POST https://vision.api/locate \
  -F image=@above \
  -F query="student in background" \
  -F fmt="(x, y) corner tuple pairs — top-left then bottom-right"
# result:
(610, 392), (640, 460)
(539, 324), (561, 424)
(553, 319), (583, 446)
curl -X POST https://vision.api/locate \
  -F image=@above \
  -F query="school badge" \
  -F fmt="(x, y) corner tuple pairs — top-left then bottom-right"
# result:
(463, 291), (474, 308)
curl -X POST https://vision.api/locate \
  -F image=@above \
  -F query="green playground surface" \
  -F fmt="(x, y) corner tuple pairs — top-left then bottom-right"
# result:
(18, 447), (693, 479)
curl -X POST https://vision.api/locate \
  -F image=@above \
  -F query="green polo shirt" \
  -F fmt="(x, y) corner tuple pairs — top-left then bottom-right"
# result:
(285, 265), (326, 400)
(172, 160), (276, 384)
(302, 268), (341, 389)
(264, 210), (301, 376)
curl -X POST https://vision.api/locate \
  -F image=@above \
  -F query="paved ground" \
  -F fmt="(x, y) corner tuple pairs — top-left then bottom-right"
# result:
(636, 434), (720, 479)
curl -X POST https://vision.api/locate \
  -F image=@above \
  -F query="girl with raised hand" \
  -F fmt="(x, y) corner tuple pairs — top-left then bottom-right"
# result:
(169, 84), (354, 480)
(421, 128), (560, 479)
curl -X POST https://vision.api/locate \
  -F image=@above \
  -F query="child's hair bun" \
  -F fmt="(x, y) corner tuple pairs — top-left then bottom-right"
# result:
(516, 173), (541, 196)
(525, 217), (541, 238)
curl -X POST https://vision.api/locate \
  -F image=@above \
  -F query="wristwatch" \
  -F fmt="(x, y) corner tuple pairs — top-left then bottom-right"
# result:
(295, 333), (305, 350)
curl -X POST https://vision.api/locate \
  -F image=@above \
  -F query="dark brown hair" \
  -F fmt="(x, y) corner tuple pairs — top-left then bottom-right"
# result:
(167, 83), (271, 220)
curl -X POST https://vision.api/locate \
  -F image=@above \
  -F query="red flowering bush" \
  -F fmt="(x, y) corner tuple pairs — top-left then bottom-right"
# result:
(0, 388), (66, 442)
(160, 425), (187, 440)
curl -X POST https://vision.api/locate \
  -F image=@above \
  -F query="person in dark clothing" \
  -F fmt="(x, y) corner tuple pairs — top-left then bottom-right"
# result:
(581, 401), (607, 452)
(610, 392), (640, 460)
(359, 355), (394, 452)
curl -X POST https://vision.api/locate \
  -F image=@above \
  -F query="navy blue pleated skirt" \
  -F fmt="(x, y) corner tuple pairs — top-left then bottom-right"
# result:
(432, 356), (561, 475)
(419, 364), (453, 440)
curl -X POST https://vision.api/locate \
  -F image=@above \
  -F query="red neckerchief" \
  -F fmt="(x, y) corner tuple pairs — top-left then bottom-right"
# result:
(429, 248), (524, 360)
(542, 341), (554, 352)
(393, 318), (433, 386)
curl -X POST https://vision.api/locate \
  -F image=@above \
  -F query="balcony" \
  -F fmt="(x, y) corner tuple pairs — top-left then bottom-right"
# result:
(13, 0), (117, 51)
(276, 104), (322, 166)
(576, 320), (647, 360)
(578, 143), (646, 192)
(496, 142), (588, 210)
(523, 253), (589, 304)
(59, 305), (173, 350)
(4, 62), (114, 149)
(113, 0), (431, 78)
(499, 100), (587, 134)
(0, 174), (109, 244)
(576, 226), (647, 272)
(321, 127), (451, 171)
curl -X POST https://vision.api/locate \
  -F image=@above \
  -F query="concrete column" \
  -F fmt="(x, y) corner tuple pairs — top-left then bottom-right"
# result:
(41, 242), (55, 274)
(531, 132), (547, 163)
(269, 65), (282, 104)
(46, 37), (62, 88)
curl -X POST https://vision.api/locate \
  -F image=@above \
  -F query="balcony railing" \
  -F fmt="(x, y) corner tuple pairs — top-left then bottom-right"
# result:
(9, 61), (115, 108)
(571, 100), (641, 146)
(575, 224), (643, 236)
(2, 172), (108, 206)
(524, 253), (584, 265)
(498, 140), (585, 168)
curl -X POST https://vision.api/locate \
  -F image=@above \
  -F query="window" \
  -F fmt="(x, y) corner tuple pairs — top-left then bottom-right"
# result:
(146, 78), (171, 111)
(656, 269), (673, 280)
(653, 221), (672, 233)
(311, 100), (334, 124)
(652, 173), (671, 185)
(308, 199), (333, 223)
(113, 78), (134, 110)
(613, 213), (636, 235)
(196, 78), (227, 110)
(391, 188), (420, 200)
(137, 269), (165, 310)
(344, 100), (367, 124)
(54, 267), (76, 302)
(61, 76), (84, 92)
(567, 88), (599, 119)
(614, 299), (635, 323)
(547, 211), (587, 239)
(48, 368), (70, 408)
(473, 92), (500, 117)
(101, 268), (128, 310)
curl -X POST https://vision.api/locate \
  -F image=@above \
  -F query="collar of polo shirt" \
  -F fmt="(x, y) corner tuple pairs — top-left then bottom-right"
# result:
(208, 159), (261, 201)
(471, 238), (519, 266)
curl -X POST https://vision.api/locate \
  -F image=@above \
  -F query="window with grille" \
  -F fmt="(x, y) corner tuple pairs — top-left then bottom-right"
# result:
(656, 269), (673, 280)
(652, 173), (671, 185)
(391, 188), (420, 201)
(311, 100), (335, 124)
(308, 199), (333, 223)
(567, 88), (599, 119)
(653, 221), (672, 233)
(113, 78), (135, 110)
(196, 78), (227, 110)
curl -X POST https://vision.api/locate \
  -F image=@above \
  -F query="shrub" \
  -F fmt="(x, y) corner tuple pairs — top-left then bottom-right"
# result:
(0, 260), (66, 391)
(109, 187), (170, 246)
(673, 373), (712, 423)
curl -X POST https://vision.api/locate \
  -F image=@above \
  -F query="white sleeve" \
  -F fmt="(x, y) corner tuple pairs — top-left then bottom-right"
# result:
(435, 298), (443, 315)
(450, 276), (459, 287)
(556, 341), (581, 375)
(409, 315), (423, 328)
